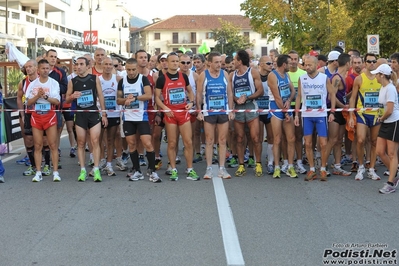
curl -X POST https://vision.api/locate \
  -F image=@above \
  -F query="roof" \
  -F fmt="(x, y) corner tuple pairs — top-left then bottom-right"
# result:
(133, 15), (252, 32)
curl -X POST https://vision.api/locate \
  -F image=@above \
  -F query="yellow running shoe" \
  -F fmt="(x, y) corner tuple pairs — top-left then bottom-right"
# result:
(255, 163), (263, 177)
(235, 165), (246, 177)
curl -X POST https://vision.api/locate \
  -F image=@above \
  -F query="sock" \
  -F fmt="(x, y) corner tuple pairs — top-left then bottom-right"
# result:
(36, 171), (42, 176)
(53, 171), (59, 176)
(359, 164), (365, 169)
(297, 159), (303, 165)
(146, 151), (156, 172)
(155, 156), (161, 160)
(288, 164), (293, 168)
(130, 150), (140, 171)
(320, 167), (326, 171)
(283, 160), (288, 166)
(107, 162), (112, 167)
(267, 144), (274, 164)
(93, 166), (99, 171)
(275, 165), (280, 169)
(187, 167), (193, 172)
(44, 147), (50, 165)
(81, 167), (86, 171)
(90, 153), (93, 160)
(388, 181), (395, 186)
(310, 167), (315, 171)
(27, 147), (36, 167)
(369, 167), (375, 172)
(334, 164), (341, 169)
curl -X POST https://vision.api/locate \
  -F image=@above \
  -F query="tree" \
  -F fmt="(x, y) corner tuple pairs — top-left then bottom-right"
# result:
(345, 0), (399, 56)
(212, 19), (253, 56)
(240, 0), (352, 55)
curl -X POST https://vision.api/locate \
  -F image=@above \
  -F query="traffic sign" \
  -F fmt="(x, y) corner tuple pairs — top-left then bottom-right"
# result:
(337, 40), (345, 49)
(367, 35), (379, 55)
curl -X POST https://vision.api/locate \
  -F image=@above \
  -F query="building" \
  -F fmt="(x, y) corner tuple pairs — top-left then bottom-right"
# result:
(130, 15), (280, 57)
(0, 0), (131, 59)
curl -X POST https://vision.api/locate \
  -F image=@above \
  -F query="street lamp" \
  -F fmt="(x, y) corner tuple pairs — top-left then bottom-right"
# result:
(112, 17), (128, 55)
(79, 0), (101, 54)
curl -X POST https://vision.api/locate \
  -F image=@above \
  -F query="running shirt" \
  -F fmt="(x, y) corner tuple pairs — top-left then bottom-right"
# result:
(378, 83), (399, 123)
(324, 66), (336, 78)
(157, 72), (189, 110)
(299, 72), (328, 118)
(71, 74), (98, 110)
(288, 68), (306, 105)
(99, 74), (120, 118)
(146, 71), (155, 111)
(22, 77), (36, 113)
(202, 69), (228, 116)
(188, 69), (197, 96)
(269, 70), (291, 102)
(232, 68), (256, 102)
(357, 73), (380, 115)
(329, 73), (347, 106)
(258, 73), (270, 111)
(92, 66), (102, 76)
(118, 74), (150, 122)
(25, 77), (60, 115)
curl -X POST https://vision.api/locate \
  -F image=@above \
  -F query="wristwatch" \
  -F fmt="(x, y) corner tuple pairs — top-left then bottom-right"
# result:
(44, 95), (49, 100)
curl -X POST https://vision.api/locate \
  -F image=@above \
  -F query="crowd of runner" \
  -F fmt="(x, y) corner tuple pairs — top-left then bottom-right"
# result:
(4, 46), (399, 195)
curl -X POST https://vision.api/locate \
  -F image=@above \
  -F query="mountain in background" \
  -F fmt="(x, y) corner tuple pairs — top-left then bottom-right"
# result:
(130, 17), (150, 28)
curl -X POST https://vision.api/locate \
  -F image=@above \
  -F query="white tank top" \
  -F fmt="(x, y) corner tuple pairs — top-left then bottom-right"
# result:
(299, 72), (328, 118)
(99, 74), (120, 118)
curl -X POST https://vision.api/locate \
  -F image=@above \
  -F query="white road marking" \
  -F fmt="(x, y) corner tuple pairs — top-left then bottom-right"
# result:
(212, 166), (245, 266)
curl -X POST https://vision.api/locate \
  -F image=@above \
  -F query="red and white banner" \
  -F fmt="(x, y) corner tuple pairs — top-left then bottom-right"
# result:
(83, 30), (98, 45)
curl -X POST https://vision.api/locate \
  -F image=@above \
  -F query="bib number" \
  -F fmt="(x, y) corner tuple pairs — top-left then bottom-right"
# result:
(209, 95), (225, 110)
(306, 95), (322, 109)
(169, 88), (186, 105)
(257, 96), (269, 109)
(35, 103), (51, 114)
(235, 87), (251, 98)
(104, 96), (116, 110)
(280, 86), (291, 101)
(364, 92), (379, 108)
(77, 90), (94, 108)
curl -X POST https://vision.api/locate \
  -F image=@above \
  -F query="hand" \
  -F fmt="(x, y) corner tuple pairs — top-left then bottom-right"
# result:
(185, 102), (194, 110)
(237, 95), (246, 105)
(155, 115), (162, 125)
(228, 112), (235, 121)
(102, 115), (108, 127)
(197, 112), (204, 121)
(283, 100), (290, 110)
(73, 91), (82, 99)
(348, 117), (354, 128)
(294, 115), (299, 126)
(284, 113), (291, 122)
(164, 108), (174, 118)
(328, 113), (335, 123)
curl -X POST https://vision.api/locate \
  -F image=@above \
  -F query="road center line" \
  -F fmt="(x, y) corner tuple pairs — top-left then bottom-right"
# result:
(212, 166), (245, 266)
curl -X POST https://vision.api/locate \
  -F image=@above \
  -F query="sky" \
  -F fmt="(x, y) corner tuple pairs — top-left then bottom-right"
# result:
(125, 0), (245, 23)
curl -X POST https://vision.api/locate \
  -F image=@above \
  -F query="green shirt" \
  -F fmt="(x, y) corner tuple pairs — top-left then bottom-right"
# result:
(288, 68), (306, 105)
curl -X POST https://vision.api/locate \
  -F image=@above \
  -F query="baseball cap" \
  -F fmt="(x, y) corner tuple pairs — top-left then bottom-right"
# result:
(160, 54), (167, 60)
(328, 51), (340, 61)
(370, 64), (392, 75)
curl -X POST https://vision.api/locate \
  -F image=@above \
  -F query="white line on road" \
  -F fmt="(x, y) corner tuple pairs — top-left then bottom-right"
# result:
(212, 166), (245, 266)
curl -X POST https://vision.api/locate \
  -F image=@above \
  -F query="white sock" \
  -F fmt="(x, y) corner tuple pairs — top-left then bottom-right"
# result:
(283, 160), (288, 166)
(267, 144), (274, 164)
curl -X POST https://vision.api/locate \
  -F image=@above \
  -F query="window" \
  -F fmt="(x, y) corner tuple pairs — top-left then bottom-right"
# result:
(243, 32), (250, 40)
(261, 47), (268, 56)
(154, 33), (160, 40)
(172, 32), (179, 44)
(190, 32), (196, 43)
(205, 32), (214, 39)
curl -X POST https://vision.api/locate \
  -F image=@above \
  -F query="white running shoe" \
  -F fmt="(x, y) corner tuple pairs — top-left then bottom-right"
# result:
(355, 167), (365, 181)
(32, 174), (43, 182)
(367, 169), (381, 181)
(203, 167), (213, 179)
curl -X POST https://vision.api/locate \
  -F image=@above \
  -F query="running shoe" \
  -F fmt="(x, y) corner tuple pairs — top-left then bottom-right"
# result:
(170, 169), (178, 181)
(53, 173), (61, 182)
(315, 157), (322, 170)
(0, 176), (4, 183)
(273, 168), (281, 179)
(383, 170), (390, 176)
(304, 170), (317, 181)
(93, 169), (102, 182)
(139, 154), (147, 166)
(340, 156), (352, 165)
(351, 162), (359, 172)
(247, 158), (255, 168)
(104, 165), (116, 176)
(116, 157), (128, 171)
(175, 156), (181, 164)
(155, 159), (162, 170)
(23, 166), (36, 176)
(165, 164), (173, 175)
(78, 169), (87, 182)
(129, 171), (144, 181)
(365, 161), (371, 169)
(255, 163), (262, 177)
(58, 148), (61, 157)
(149, 172), (162, 183)
(355, 167), (365, 181)
(204, 167), (213, 179)
(281, 164), (288, 174)
(187, 169), (200, 181)
(287, 166), (298, 178)
(32, 173), (42, 182)
(58, 162), (62, 169)
(320, 170), (328, 181)
(69, 147), (76, 158)
(16, 155), (29, 165)
(42, 164), (51, 176)
(99, 159), (107, 170)
(193, 154), (203, 163)
(88, 158), (94, 167)
(332, 166), (351, 176)
(227, 157), (238, 168)
(393, 177), (399, 188)
(212, 156), (219, 165)
(235, 165), (246, 177)
(367, 169), (381, 181)
(218, 167), (231, 179)
(296, 162), (307, 175)
(267, 164), (274, 175)
(379, 183), (396, 194)
(121, 152), (129, 165)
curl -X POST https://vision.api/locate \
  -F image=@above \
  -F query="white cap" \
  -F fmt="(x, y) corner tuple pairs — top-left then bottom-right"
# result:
(328, 51), (340, 61)
(370, 64), (392, 75)
(160, 54), (167, 59)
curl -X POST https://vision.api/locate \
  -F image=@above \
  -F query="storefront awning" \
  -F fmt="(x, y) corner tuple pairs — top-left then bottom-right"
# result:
(41, 45), (87, 60)
(0, 33), (27, 48)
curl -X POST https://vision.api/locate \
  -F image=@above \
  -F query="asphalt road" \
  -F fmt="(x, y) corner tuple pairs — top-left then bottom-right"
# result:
(0, 133), (397, 266)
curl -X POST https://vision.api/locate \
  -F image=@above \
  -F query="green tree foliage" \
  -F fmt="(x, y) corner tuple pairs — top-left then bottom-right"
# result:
(240, 0), (352, 55)
(345, 0), (399, 57)
(212, 19), (253, 56)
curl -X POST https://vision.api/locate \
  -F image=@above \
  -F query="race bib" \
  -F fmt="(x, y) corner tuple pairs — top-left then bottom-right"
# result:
(104, 96), (116, 110)
(77, 90), (94, 108)
(168, 88), (185, 105)
(306, 95), (322, 109)
(235, 87), (251, 98)
(280, 86), (291, 101)
(257, 96), (269, 109)
(364, 92), (379, 108)
(35, 103), (51, 114)
(208, 95), (225, 110)
(124, 93), (139, 109)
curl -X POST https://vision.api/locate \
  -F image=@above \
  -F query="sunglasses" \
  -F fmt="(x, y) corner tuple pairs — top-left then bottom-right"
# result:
(168, 52), (178, 57)
(113, 64), (119, 68)
(180, 61), (191, 65)
(265, 62), (273, 65)
(366, 60), (377, 64)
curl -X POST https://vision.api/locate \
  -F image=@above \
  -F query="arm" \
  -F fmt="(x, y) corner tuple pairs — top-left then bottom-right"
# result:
(326, 77), (336, 122)
(65, 79), (75, 103)
(196, 72), (205, 112)
(95, 76), (108, 127)
(349, 75), (362, 118)
(185, 84), (194, 110)
(59, 69), (68, 95)
(331, 76), (345, 108)
(226, 71), (235, 120)
(379, 102), (394, 122)
(248, 68), (264, 100)
(267, 72), (285, 109)
(294, 79), (302, 126)
(17, 80), (24, 116)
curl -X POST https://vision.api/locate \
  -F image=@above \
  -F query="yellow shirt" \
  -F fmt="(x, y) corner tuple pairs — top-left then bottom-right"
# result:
(357, 72), (380, 115)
